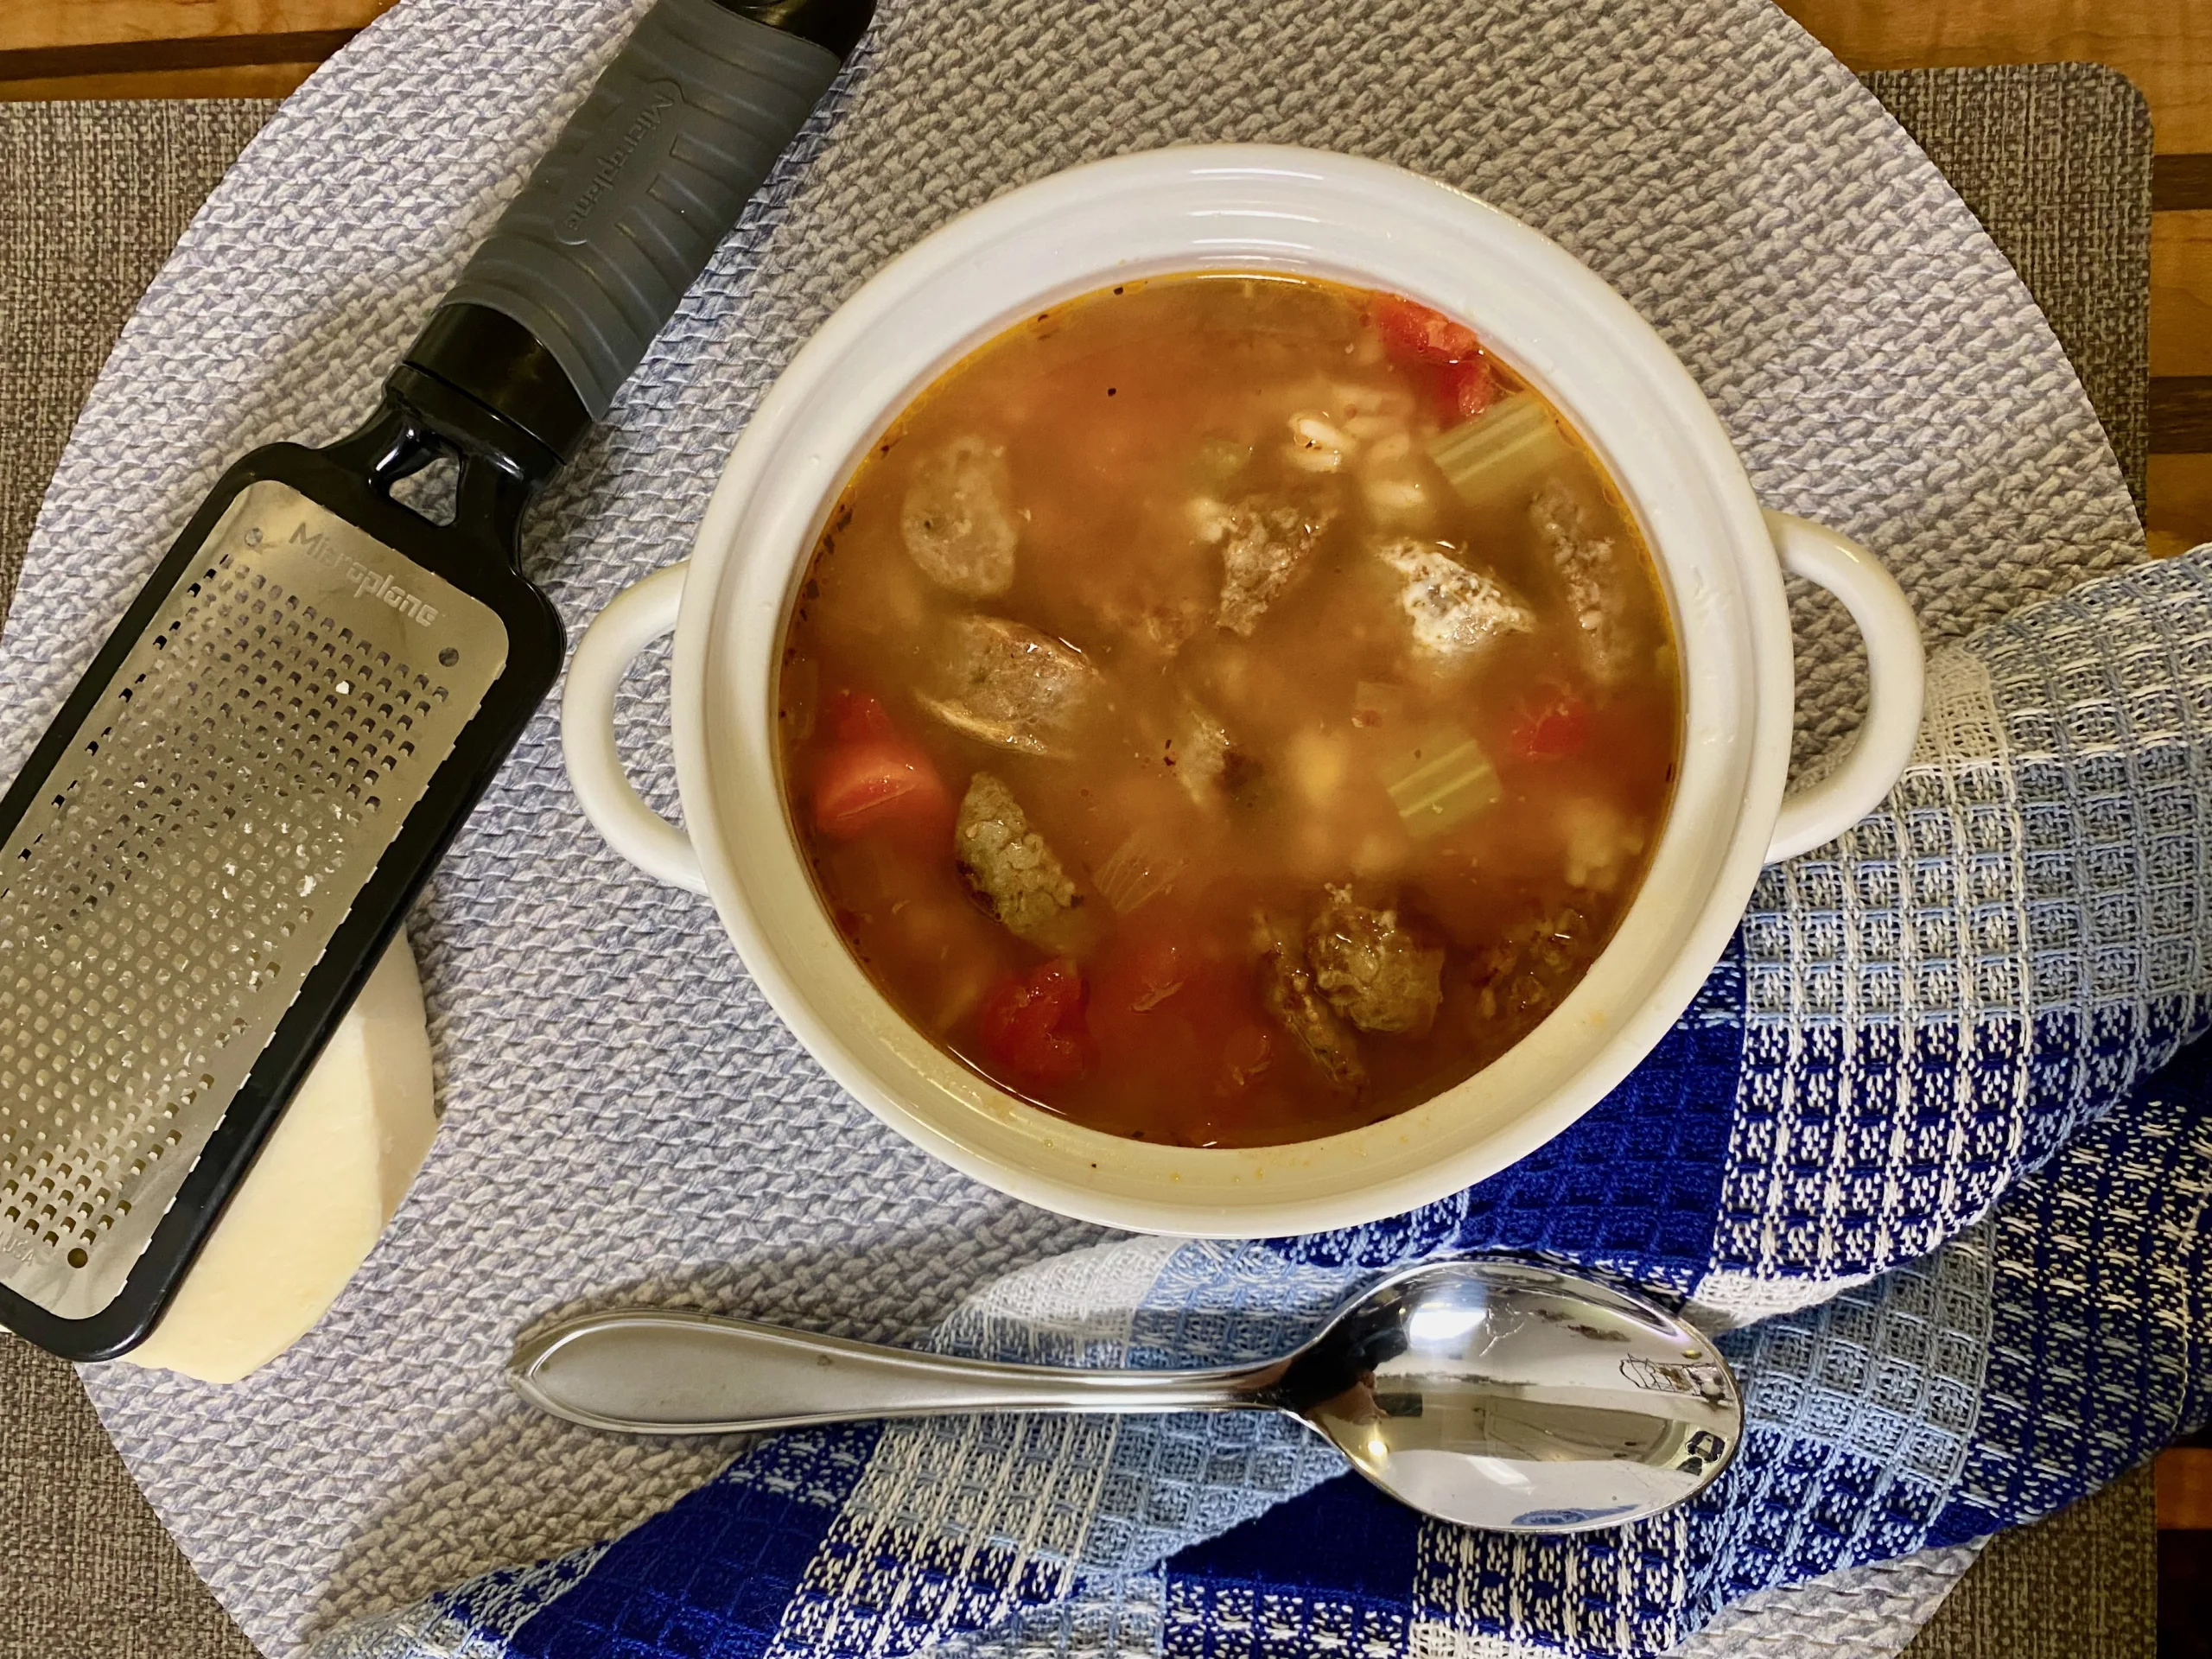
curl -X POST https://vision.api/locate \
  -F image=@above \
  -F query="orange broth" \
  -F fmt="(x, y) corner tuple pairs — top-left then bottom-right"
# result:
(773, 273), (1679, 1147)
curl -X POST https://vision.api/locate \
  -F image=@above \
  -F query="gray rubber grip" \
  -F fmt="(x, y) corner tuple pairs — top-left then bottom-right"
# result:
(441, 0), (842, 419)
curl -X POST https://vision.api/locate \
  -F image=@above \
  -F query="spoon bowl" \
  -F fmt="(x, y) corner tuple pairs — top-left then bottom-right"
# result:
(511, 1258), (1741, 1532)
(1264, 1261), (1740, 1529)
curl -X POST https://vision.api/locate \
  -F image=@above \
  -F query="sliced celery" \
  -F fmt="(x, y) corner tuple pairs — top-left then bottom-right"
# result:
(1093, 824), (1187, 915)
(1383, 725), (1501, 837)
(1426, 392), (1571, 505)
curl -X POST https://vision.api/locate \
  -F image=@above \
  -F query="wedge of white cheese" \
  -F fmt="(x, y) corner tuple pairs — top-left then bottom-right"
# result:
(121, 933), (436, 1384)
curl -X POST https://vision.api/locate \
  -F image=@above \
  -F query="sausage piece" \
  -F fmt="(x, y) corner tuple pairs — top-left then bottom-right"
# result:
(1255, 912), (1364, 1091)
(920, 614), (1098, 755)
(901, 435), (1019, 598)
(1306, 887), (1444, 1034)
(956, 772), (1081, 947)
(1530, 481), (1630, 685)
(1375, 539), (1534, 664)
(1211, 499), (1336, 636)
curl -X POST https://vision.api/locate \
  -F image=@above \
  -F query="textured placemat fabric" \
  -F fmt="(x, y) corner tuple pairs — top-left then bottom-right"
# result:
(0, 98), (280, 630)
(0, 1), (2157, 1652)
(1905, 1463), (2158, 1659)
(1859, 67), (2153, 520)
(0, 97), (276, 1659)
(0, 1333), (256, 1659)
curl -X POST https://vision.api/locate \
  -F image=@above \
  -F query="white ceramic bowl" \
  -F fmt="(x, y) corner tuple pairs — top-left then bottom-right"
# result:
(563, 145), (1923, 1237)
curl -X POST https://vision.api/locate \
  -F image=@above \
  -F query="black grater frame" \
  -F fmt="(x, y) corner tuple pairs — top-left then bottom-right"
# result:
(0, 0), (874, 1363)
(0, 394), (564, 1361)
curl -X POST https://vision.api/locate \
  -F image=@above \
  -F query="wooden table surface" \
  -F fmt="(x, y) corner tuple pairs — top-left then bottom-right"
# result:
(3, 0), (2209, 558)
(1, 0), (2208, 1565)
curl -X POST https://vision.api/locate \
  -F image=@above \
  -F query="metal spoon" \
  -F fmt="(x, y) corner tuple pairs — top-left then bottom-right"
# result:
(509, 1258), (1741, 1532)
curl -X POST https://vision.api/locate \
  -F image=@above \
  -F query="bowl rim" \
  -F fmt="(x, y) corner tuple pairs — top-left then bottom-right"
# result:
(668, 143), (1790, 1236)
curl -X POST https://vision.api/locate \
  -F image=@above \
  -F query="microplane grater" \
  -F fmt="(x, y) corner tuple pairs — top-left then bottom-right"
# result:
(0, 481), (506, 1323)
(0, 0), (872, 1359)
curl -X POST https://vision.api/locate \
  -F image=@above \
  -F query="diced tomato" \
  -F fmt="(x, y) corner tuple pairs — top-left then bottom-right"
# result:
(1506, 687), (1592, 761)
(1439, 356), (1497, 422)
(1370, 294), (1484, 365)
(976, 957), (1093, 1087)
(1089, 931), (1258, 1096)
(1370, 296), (1494, 424)
(812, 734), (950, 842)
(1095, 934), (1194, 1015)
(827, 688), (897, 742)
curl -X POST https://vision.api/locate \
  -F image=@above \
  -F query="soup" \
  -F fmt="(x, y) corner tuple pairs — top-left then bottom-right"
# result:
(775, 274), (1679, 1148)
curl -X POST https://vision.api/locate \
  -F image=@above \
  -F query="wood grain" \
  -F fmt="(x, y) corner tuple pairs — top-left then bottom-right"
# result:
(0, 62), (316, 102)
(1777, 0), (2212, 153)
(0, 1), (383, 99)
(0, 1), (390, 55)
(2154, 213), (2212, 378)
(2155, 154), (2212, 211)
(2150, 454), (2212, 550)
(2158, 1447), (2212, 1529)
(2153, 378), (2212, 452)
(0, 30), (355, 82)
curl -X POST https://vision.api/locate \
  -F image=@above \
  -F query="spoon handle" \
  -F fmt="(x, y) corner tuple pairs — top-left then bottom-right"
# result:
(511, 1308), (1280, 1434)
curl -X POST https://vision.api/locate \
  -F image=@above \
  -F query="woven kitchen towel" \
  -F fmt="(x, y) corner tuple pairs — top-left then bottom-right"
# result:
(0, 0), (2172, 1653)
(313, 550), (2212, 1659)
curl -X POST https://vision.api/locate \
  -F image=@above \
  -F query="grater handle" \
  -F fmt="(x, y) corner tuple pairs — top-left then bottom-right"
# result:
(562, 561), (708, 893)
(429, 0), (869, 423)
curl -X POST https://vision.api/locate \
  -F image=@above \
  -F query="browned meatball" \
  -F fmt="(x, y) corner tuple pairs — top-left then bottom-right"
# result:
(956, 772), (1082, 947)
(921, 614), (1098, 756)
(1255, 912), (1364, 1091)
(1530, 480), (1630, 686)
(1306, 887), (1445, 1034)
(1210, 499), (1336, 636)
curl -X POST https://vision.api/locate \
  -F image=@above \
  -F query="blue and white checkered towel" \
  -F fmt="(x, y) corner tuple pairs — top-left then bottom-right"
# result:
(315, 550), (2212, 1657)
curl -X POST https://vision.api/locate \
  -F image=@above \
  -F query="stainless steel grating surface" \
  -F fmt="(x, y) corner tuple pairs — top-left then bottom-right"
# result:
(0, 480), (507, 1320)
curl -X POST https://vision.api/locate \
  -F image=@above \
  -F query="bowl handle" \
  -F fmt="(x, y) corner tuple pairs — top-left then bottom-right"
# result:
(1763, 512), (1926, 863)
(561, 562), (709, 893)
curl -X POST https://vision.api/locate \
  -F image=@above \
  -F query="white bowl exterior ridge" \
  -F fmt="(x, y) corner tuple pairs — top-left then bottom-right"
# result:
(568, 147), (1909, 1236)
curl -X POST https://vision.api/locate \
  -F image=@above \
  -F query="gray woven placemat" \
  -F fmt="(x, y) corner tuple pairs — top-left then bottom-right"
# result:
(0, 50), (2155, 1659)
(1905, 1462), (2157, 1659)
(0, 98), (273, 1659)
(1860, 67), (2152, 520)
